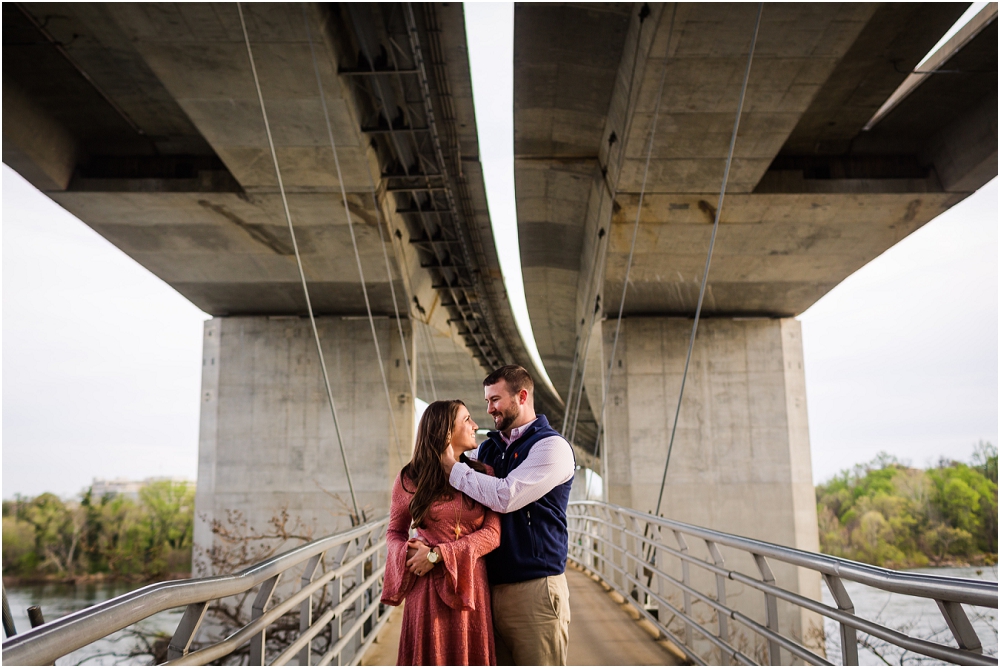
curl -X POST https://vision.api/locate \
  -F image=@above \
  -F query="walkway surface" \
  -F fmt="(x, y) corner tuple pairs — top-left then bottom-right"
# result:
(362, 565), (682, 665)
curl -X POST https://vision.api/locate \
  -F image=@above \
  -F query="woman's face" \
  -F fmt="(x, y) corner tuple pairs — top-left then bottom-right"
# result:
(450, 404), (478, 453)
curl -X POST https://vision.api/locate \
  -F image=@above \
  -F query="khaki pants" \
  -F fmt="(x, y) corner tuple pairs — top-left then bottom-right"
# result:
(491, 574), (570, 666)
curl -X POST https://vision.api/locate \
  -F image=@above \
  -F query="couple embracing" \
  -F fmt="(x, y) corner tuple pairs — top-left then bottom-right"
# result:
(381, 365), (575, 666)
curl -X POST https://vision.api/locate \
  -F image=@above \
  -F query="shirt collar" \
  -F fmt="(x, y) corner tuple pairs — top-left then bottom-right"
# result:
(500, 417), (538, 447)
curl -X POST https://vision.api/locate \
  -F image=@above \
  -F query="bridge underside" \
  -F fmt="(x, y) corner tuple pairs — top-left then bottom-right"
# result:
(515, 1), (997, 646)
(517, 2), (995, 452)
(4, 3), (571, 541)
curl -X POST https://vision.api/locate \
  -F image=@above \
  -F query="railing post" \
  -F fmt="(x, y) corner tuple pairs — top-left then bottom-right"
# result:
(363, 549), (375, 637)
(673, 530), (693, 648)
(328, 570), (344, 665)
(753, 554), (780, 665)
(298, 553), (324, 666)
(616, 510), (629, 591)
(325, 533), (353, 663)
(166, 601), (209, 660)
(568, 511), (580, 563)
(596, 506), (607, 575)
(370, 539), (384, 633)
(705, 540), (731, 663)
(351, 537), (366, 662)
(2, 585), (16, 639)
(936, 599), (983, 653)
(629, 515), (643, 602)
(652, 522), (665, 618)
(822, 574), (859, 665)
(250, 574), (281, 665)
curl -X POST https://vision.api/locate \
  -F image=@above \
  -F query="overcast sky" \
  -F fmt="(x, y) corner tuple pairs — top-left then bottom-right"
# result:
(2, 5), (997, 499)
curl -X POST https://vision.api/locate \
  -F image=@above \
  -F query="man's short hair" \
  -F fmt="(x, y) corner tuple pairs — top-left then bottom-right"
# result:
(483, 365), (534, 396)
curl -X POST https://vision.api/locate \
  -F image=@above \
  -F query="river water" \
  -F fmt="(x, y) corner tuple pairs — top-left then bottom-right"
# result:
(820, 565), (998, 665)
(4, 566), (998, 665)
(4, 581), (184, 665)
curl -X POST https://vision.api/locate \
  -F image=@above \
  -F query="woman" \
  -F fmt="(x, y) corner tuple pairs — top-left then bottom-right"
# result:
(381, 400), (500, 666)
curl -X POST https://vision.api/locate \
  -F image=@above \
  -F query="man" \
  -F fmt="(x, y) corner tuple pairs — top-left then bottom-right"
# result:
(442, 364), (575, 666)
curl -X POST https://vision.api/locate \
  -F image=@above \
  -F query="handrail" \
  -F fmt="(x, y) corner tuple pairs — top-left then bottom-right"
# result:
(567, 501), (998, 666)
(570, 501), (996, 606)
(2, 517), (390, 666)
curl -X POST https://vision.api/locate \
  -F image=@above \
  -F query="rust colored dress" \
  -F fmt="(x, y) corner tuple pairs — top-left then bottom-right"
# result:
(381, 471), (501, 666)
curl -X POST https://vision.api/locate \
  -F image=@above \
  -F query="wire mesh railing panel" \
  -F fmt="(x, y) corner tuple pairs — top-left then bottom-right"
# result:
(567, 501), (998, 667)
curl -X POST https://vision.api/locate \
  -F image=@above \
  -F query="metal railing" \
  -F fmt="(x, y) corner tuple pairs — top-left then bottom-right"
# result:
(5, 502), (996, 666)
(2, 517), (390, 666)
(567, 501), (998, 666)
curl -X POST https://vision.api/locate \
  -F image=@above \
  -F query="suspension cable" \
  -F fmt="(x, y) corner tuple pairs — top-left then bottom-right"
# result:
(568, 233), (610, 446)
(654, 4), (763, 518)
(371, 192), (423, 413)
(302, 6), (406, 468)
(592, 3), (678, 483)
(388, 224), (439, 402)
(561, 339), (583, 431)
(561, 192), (605, 431)
(417, 317), (440, 401)
(566, 182), (610, 444)
(372, 196), (414, 392)
(237, 3), (360, 521)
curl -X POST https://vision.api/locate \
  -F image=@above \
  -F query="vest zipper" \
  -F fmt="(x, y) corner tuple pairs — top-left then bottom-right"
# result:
(527, 509), (538, 557)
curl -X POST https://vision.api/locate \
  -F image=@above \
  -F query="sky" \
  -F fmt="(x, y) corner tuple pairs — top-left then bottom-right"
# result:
(799, 179), (998, 477)
(2, 4), (997, 499)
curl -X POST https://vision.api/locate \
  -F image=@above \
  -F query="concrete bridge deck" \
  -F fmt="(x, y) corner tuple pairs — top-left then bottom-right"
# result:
(361, 566), (682, 666)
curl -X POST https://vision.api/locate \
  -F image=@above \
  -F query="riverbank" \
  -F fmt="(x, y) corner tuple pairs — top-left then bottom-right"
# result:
(862, 551), (999, 571)
(3, 571), (192, 588)
(3, 480), (195, 584)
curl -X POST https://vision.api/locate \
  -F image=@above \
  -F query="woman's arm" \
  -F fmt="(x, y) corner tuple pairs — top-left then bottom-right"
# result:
(433, 507), (501, 610)
(380, 474), (417, 606)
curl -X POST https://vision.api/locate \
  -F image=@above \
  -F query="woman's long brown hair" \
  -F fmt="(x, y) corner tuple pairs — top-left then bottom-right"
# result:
(401, 399), (488, 529)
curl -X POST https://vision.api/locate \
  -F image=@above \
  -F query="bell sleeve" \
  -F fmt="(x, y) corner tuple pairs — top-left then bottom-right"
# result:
(434, 507), (500, 610)
(380, 473), (417, 606)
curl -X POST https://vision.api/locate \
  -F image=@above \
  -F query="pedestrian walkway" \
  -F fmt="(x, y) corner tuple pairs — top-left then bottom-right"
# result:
(362, 565), (682, 665)
(564, 566), (684, 665)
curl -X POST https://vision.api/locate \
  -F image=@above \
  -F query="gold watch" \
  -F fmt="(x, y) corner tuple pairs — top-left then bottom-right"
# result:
(426, 548), (440, 564)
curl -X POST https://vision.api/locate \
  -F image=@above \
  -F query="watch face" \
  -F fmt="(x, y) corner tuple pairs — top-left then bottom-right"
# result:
(428, 550), (439, 563)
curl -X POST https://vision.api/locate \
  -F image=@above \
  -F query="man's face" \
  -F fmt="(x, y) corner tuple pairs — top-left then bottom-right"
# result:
(485, 380), (522, 432)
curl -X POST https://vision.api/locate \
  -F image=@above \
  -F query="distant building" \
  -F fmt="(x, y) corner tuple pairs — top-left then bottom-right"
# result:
(90, 476), (192, 500)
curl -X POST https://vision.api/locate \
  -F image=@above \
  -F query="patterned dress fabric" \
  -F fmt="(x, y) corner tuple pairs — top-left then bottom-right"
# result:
(382, 471), (501, 666)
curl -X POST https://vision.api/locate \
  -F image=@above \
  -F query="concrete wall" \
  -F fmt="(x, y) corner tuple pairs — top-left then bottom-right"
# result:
(593, 317), (823, 659)
(193, 316), (414, 571)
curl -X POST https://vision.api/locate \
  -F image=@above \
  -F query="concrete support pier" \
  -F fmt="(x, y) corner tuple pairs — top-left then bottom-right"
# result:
(193, 316), (414, 565)
(594, 317), (823, 657)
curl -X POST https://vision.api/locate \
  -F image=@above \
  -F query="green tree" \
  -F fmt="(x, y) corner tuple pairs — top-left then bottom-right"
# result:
(2, 516), (38, 575)
(972, 441), (998, 483)
(815, 447), (997, 567)
(923, 523), (974, 559)
(3, 482), (197, 581)
(18, 493), (85, 575)
(140, 481), (195, 575)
